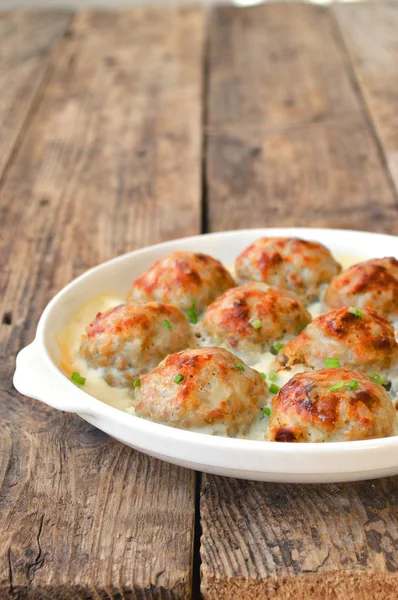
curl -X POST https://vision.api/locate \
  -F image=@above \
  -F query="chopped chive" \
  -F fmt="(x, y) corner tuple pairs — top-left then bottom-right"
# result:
(71, 371), (86, 386)
(329, 381), (345, 392)
(299, 324), (308, 333)
(269, 383), (281, 395)
(263, 407), (271, 418)
(250, 318), (262, 330)
(324, 358), (340, 368)
(174, 374), (184, 383)
(348, 306), (363, 318)
(268, 370), (277, 382)
(271, 342), (284, 355)
(236, 363), (245, 372)
(259, 372), (266, 380)
(163, 319), (172, 331)
(348, 380), (358, 390)
(186, 300), (198, 324)
(370, 372), (386, 385)
(133, 378), (141, 388)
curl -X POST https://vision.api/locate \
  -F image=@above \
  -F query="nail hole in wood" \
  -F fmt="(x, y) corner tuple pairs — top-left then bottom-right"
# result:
(2, 312), (12, 325)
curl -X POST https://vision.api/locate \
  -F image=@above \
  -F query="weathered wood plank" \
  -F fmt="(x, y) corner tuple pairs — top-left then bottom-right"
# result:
(206, 3), (398, 234)
(202, 4), (398, 598)
(0, 10), (71, 177)
(333, 2), (398, 194)
(0, 6), (204, 598)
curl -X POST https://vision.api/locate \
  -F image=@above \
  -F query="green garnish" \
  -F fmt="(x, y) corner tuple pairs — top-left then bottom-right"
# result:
(325, 358), (340, 368)
(370, 372), (386, 385)
(268, 370), (277, 382)
(272, 342), (284, 354)
(250, 318), (262, 330)
(329, 381), (345, 392)
(259, 372), (266, 380)
(71, 372), (86, 386)
(263, 407), (271, 418)
(163, 319), (172, 331)
(299, 324), (307, 333)
(133, 378), (141, 388)
(348, 307), (363, 318)
(186, 300), (198, 324)
(348, 380), (358, 390)
(174, 374), (184, 383)
(236, 363), (245, 372)
(269, 383), (281, 395)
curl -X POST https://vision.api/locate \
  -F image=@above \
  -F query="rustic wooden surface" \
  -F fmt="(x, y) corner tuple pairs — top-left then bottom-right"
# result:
(1, 3), (398, 600)
(0, 6), (203, 599)
(201, 3), (398, 599)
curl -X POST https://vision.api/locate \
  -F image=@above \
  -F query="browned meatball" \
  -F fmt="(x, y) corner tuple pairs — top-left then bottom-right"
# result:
(128, 251), (235, 314)
(235, 237), (341, 304)
(266, 369), (395, 443)
(323, 257), (398, 321)
(131, 347), (269, 436)
(277, 307), (398, 379)
(199, 283), (311, 360)
(80, 302), (195, 387)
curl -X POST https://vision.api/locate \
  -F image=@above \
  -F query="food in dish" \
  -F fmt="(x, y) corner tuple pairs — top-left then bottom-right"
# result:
(80, 302), (195, 387)
(323, 257), (398, 321)
(128, 251), (235, 314)
(235, 237), (341, 303)
(266, 368), (395, 442)
(276, 306), (398, 381)
(131, 347), (269, 436)
(199, 283), (311, 360)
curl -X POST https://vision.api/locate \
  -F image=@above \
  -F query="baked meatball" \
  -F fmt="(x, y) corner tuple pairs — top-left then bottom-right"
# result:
(80, 302), (195, 387)
(131, 347), (269, 436)
(235, 237), (341, 304)
(199, 283), (311, 360)
(323, 257), (398, 321)
(277, 307), (398, 379)
(266, 368), (395, 443)
(128, 251), (235, 314)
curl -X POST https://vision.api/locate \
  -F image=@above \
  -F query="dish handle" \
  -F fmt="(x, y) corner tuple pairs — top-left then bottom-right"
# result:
(14, 342), (93, 415)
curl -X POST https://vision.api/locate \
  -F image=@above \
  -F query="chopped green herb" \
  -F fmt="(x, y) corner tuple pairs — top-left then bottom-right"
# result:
(133, 378), (141, 388)
(71, 371), (86, 386)
(299, 324), (308, 333)
(186, 300), (198, 324)
(324, 358), (340, 368)
(269, 383), (281, 395)
(329, 381), (345, 392)
(348, 380), (358, 390)
(259, 372), (266, 380)
(163, 319), (172, 331)
(174, 374), (184, 383)
(348, 306), (363, 318)
(268, 370), (277, 382)
(250, 318), (262, 330)
(370, 372), (386, 385)
(236, 363), (245, 372)
(263, 407), (271, 418)
(272, 342), (284, 354)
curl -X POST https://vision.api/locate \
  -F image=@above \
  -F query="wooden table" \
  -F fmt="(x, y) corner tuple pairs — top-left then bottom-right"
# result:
(1, 3), (398, 598)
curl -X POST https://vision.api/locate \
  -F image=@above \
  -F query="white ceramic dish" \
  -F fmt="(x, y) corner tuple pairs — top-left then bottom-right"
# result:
(14, 228), (398, 483)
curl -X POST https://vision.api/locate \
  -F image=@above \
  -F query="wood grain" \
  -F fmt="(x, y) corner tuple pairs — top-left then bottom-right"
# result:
(200, 476), (398, 599)
(206, 3), (398, 234)
(0, 6), (204, 598)
(201, 4), (398, 598)
(333, 2), (398, 194)
(0, 10), (71, 178)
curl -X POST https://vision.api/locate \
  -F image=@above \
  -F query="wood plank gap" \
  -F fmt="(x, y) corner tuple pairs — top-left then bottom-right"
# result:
(0, 11), (73, 193)
(200, 11), (211, 236)
(329, 7), (398, 207)
(191, 471), (203, 600)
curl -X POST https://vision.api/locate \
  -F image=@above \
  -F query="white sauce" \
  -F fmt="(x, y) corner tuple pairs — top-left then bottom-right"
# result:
(57, 254), (398, 440)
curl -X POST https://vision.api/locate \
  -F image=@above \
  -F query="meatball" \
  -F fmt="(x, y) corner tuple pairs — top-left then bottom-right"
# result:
(323, 257), (398, 321)
(199, 283), (311, 360)
(131, 347), (269, 436)
(277, 307), (398, 378)
(128, 251), (235, 314)
(266, 368), (395, 443)
(235, 237), (341, 304)
(80, 302), (195, 387)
